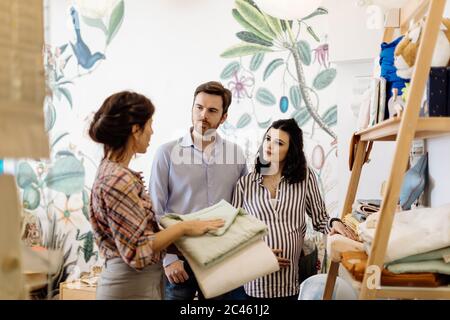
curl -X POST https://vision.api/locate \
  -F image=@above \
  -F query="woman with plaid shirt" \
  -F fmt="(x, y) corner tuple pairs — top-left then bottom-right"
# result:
(88, 91), (224, 299)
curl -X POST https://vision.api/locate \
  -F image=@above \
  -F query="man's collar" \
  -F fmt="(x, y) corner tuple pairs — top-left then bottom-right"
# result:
(179, 127), (223, 148)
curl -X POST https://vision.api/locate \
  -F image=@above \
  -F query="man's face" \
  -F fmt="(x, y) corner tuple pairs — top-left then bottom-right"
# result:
(192, 92), (227, 135)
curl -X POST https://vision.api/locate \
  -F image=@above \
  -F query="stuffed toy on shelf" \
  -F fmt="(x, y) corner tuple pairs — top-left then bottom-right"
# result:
(394, 18), (450, 80)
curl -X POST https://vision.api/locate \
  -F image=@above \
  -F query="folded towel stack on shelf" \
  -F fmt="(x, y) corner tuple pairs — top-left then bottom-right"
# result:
(341, 251), (449, 287)
(339, 204), (450, 287)
(340, 199), (381, 242)
(351, 199), (381, 222)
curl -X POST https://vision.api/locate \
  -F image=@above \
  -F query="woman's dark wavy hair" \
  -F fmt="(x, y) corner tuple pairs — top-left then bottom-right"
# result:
(88, 91), (155, 161)
(255, 118), (307, 184)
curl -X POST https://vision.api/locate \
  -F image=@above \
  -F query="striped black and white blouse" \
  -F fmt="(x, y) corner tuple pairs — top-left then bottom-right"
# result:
(232, 167), (332, 298)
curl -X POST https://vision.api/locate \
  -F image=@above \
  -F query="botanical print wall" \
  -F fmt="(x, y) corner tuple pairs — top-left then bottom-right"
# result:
(7, 0), (338, 297)
(218, 0), (338, 265)
(14, 0), (125, 297)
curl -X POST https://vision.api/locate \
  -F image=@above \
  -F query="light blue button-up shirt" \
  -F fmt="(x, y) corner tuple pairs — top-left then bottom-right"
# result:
(149, 128), (248, 266)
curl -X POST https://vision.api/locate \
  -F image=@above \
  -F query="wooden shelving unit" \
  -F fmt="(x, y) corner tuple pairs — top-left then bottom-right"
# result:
(337, 263), (450, 300)
(323, 0), (450, 300)
(357, 117), (450, 141)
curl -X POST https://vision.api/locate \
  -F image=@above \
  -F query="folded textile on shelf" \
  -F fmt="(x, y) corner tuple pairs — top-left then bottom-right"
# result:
(386, 246), (450, 275)
(358, 204), (450, 263)
(327, 234), (364, 262)
(387, 246), (450, 265)
(343, 214), (362, 241)
(387, 259), (450, 275)
(353, 199), (381, 216)
(160, 200), (268, 267)
(341, 251), (449, 287)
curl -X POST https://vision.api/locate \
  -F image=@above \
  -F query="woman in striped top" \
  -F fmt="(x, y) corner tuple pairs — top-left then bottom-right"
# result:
(232, 119), (356, 300)
(88, 91), (224, 299)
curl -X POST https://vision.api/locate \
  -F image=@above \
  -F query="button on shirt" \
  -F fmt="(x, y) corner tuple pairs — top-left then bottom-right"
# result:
(149, 128), (248, 266)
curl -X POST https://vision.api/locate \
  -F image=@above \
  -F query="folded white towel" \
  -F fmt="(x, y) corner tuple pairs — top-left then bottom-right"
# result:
(358, 204), (450, 263)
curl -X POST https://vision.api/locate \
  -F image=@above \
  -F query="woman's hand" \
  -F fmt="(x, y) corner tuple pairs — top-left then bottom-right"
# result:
(180, 219), (225, 237)
(164, 260), (189, 284)
(272, 248), (291, 268)
(330, 221), (358, 241)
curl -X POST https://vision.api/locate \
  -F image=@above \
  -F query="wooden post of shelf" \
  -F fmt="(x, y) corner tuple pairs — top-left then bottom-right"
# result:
(0, 176), (28, 299)
(359, 0), (446, 300)
(323, 261), (339, 300)
(323, 138), (369, 299)
(383, 27), (395, 43)
(341, 139), (369, 219)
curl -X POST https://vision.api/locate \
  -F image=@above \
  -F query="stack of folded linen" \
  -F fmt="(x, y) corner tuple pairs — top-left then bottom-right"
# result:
(351, 199), (381, 222)
(386, 247), (450, 276)
(343, 214), (362, 241)
(160, 200), (279, 298)
(341, 251), (448, 287)
(352, 204), (450, 286)
(339, 199), (381, 242)
(327, 234), (365, 262)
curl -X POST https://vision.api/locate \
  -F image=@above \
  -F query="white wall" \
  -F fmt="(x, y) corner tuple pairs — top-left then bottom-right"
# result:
(335, 1), (450, 213)
(47, 0), (243, 187)
(336, 61), (396, 211)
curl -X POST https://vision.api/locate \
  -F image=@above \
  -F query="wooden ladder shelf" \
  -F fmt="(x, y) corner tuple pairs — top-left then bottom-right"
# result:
(323, 0), (450, 300)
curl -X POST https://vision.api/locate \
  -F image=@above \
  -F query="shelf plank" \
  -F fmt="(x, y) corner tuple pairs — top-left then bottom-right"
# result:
(376, 286), (450, 299)
(356, 117), (450, 142)
(337, 263), (450, 300)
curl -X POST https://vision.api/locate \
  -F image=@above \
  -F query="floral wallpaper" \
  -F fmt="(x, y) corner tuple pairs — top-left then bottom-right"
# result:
(14, 0), (125, 298)
(218, 0), (338, 270)
(6, 0), (338, 297)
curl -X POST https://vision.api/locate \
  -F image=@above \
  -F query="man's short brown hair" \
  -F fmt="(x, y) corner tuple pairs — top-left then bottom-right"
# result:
(193, 81), (232, 115)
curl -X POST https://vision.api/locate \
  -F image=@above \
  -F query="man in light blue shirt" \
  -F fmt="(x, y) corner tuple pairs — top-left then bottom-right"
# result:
(149, 81), (247, 300)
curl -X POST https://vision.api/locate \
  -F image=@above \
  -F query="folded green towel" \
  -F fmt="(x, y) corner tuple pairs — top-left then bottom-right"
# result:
(162, 200), (240, 236)
(386, 246), (450, 265)
(160, 200), (268, 267)
(387, 260), (450, 275)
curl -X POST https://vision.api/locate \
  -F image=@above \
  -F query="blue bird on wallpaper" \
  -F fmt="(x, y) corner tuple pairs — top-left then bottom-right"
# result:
(69, 7), (105, 70)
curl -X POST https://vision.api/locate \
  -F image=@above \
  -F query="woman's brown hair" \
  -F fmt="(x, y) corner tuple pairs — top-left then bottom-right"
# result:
(89, 91), (155, 160)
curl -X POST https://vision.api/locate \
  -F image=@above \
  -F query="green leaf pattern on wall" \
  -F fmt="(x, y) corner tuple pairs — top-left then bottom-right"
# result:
(16, 0), (126, 297)
(263, 58), (284, 81)
(17, 162), (38, 189)
(237, 113), (252, 128)
(292, 107), (312, 127)
(220, 1), (338, 268)
(256, 87), (276, 106)
(106, 0), (125, 44)
(313, 68), (337, 90)
(236, 31), (273, 47)
(81, 16), (108, 34)
(45, 156), (85, 196)
(250, 52), (265, 71)
(289, 85), (302, 110)
(220, 61), (241, 79)
(220, 43), (273, 58)
(235, 0), (275, 40)
(23, 185), (41, 210)
(322, 105), (337, 127)
(297, 41), (311, 66)
(232, 9), (273, 42)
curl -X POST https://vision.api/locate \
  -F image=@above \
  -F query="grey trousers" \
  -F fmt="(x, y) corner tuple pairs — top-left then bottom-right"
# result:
(96, 257), (164, 300)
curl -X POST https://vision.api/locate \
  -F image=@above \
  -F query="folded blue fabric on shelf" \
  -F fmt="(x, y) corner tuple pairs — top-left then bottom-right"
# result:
(399, 153), (428, 210)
